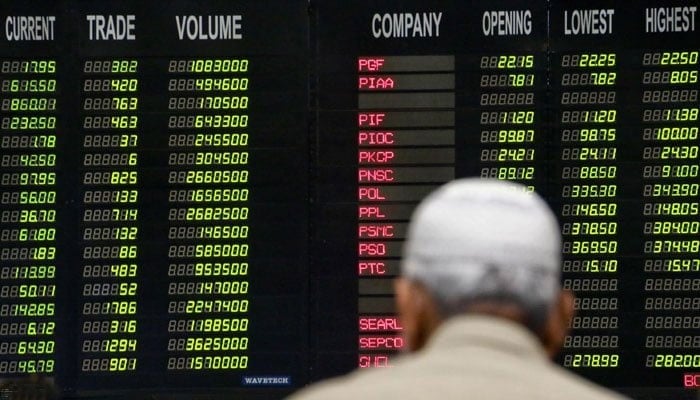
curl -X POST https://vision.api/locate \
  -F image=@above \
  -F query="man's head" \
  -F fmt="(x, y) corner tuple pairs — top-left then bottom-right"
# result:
(395, 178), (574, 357)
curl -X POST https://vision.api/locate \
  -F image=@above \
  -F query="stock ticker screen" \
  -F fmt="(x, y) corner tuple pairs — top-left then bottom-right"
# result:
(1, 0), (699, 398)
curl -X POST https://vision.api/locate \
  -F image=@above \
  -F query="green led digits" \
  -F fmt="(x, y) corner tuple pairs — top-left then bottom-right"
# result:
(567, 354), (619, 367)
(670, 70), (698, 84)
(480, 111), (534, 125)
(4, 116), (56, 130)
(188, 281), (249, 295)
(2, 266), (56, 279)
(497, 167), (534, 180)
(561, 72), (616, 86)
(170, 188), (248, 203)
(1, 60), (56, 74)
(645, 164), (699, 178)
(80, 358), (136, 372)
(568, 222), (617, 235)
(561, 110), (616, 123)
(1, 135), (56, 149)
(82, 301), (136, 315)
(6, 303), (55, 316)
(644, 51), (699, 66)
(569, 240), (618, 254)
(184, 170), (248, 184)
(30, 246), (56, 260)
(194, 152), (248, 165)
(17, 359), (54, 373)
(83, 226), (138, 241)
(81, 245), (137, 259)
(194, 244), (249, 258)
(199, 225), (249, 239)
(167, 59), (249, 73)
(83, 60), (137, 73)
(19, 191), (56, 204)
(81, 338), (137, 353)
(1, 98), (57, 111)
(181, 299), (248, 314)
(18, 154), (56, 167)
(585, 259), (618, 273)
(652, 354), (700, 367)
(649, 183), (699, 197)
(191, 59), (248, 73)
(194, 78), (248, 91)
(81, 264), (137, 278)
(83, 97), (138, 111)
(185, 337), (248, 351)
(19, 209), (56, 223)
(14, 341), (55, 354)
(79, 320), (136, 333)
(489, 55), (533, 69)
(650, 127), (698, 141)
(111, 79), (138, 92)
(564, 259), (618, 273)
(184, 207), (249, 221)
(193, 114), (248, 128)
(646, 202), (698, 216)
(1, 79), (56, 93)
(562, 53), (616, 68)
(167, 96), (249, 110)
(643, 108), (698, 122)
(480, 148), (534, 162)
(481, 167), (534, 180)
(194, 133), (248, 147)
(167, 152), (249, 166)
(17, 285), (56, 298)
(666, 259), (700, 272)
(166, 355), (248, 370)
(651, 240), (700, 253)
(479, 129), (535, 144)
(193, 262), (249, 276)
(181, 318), (249, 333)
(651, 221), (700, 235)
(82, 282), (137, 297)
(165, 56), (252, 369)
(16, 228), (56, 241)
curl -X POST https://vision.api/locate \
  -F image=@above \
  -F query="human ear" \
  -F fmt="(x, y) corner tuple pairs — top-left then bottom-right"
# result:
(394, 278), (439, 352)
(540, 290), (575, 358)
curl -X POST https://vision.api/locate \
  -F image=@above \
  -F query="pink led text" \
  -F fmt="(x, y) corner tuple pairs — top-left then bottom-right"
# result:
(358, 261), (387, 275)
(358, 131), (394, 145)
(358, 58), (385, 72)
(358, 113), (385, 127)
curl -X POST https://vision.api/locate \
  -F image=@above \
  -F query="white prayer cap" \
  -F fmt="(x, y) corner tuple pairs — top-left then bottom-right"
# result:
(402, 178), (562, 318)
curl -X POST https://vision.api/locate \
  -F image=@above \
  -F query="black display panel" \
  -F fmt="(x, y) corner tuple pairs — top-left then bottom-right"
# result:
(315, 0), (699, 398)
(1, 0), (308, 397)
(1, 0), (699, 399)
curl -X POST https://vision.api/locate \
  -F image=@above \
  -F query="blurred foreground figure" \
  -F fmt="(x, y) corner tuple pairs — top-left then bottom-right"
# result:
(290, 179), (627, 400)
(0, 375), (58, 400)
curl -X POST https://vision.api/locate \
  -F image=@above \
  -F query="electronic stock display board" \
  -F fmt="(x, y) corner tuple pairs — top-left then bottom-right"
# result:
(1, 0), (308, 397)
(1, 0), (699, 398)
(316, 0), (699, 398)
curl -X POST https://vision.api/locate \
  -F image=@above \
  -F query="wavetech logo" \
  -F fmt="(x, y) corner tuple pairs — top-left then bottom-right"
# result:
(242, 376), (291, 386)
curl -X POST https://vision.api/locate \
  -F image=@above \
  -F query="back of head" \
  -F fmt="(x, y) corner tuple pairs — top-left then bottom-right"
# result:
(401, 178), (562, 330)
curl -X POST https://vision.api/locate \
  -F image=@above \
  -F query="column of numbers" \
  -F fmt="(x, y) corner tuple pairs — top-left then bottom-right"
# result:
(79, 60), (139, 373)
(0, 59), (59, 375)
(558, 53), (620, 369)
(640, 50), (700, 370)
(165, 59), (251, 371)
(479, 54), (538, 191)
